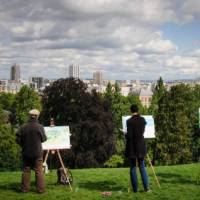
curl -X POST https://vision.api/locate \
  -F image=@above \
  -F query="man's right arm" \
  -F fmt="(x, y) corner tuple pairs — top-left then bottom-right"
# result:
(16, 127), (22, 146)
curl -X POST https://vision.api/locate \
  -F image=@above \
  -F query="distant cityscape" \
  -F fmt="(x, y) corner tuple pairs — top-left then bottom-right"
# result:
(1, 63), (200, 108)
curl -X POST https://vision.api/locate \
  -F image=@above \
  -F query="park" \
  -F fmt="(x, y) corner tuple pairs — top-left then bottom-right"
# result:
(0, 77), (200, 199)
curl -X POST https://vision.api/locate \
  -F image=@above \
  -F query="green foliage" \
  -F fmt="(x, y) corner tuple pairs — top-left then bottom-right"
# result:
(127, 94), (144, 114)
(0, 108), (10, 124)
(148, 77), (166, 115)
(103, 82), (145, 159)
(0, 124), (21, 170)
(0, 87), (42, 171)
(155, 84), (194, 165)
(12, 85), (41, 125)
(41, 78), (116, 168)
(148, 77), (166, 165)
(190, 85), (200, 161)
(104, 155), (124, 168)
(0, 93), (15, 111)
(192, 129), (200, 162)
(104, 81), (114, 105)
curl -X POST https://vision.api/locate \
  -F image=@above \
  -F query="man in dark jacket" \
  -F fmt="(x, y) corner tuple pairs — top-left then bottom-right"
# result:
(125, 104), (150, 192)
(16, 109), (47, 193)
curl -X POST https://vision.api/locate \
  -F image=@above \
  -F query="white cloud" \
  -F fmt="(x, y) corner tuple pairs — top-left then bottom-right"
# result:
(0, 0), (200, 80)
(135, 37), (177, 54)
(166, 55), (199, 68)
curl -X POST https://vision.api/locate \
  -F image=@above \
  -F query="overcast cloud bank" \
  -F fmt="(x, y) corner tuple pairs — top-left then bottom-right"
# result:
(0, 0), (200, 80)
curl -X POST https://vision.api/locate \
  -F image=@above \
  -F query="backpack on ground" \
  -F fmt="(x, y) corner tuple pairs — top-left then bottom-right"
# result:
(57, 167), (73, 185)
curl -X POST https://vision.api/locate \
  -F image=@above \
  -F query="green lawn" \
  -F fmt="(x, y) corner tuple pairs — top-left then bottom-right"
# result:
(0, 163), (199, 200)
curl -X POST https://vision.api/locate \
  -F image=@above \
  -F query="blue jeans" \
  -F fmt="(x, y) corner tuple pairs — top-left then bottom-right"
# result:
(129, 158), (149, 192)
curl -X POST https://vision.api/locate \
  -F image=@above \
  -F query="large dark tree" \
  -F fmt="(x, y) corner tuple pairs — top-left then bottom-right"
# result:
(41, 78), (116, 168)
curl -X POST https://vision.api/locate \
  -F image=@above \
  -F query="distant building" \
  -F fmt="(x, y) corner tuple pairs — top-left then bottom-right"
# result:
(29, 82), (37, 90)
(93, 71), (103, 85)
(0, 80), (8, 93)
(30, 77), (44, 90)
(10, 64), (20, 82)
(7, 80), (21, 93)
(0, 79), (22, 93)
(87, 84), (106, 93)
(69, 65), (80, 79)
(139, 87), (153, 108)
(116, 80), (129, 87)
(120, 86), (131, 96)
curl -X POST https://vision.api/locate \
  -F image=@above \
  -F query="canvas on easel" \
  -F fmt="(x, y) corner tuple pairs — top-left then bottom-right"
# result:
(42, 126), (73, 191)
(122, 115), (155, 138)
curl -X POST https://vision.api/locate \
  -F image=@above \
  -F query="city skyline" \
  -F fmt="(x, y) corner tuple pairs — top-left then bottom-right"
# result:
(0, 1), (200, 80)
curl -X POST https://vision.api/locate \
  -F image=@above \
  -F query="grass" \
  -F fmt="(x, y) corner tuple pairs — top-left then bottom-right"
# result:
(0, 163), (199, 200)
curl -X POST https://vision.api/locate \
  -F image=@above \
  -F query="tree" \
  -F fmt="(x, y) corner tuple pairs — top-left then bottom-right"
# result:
(148, 77), (166, 164)
(103, 82), (114, 109)
(41, 78), (116, 168)
(0, 108), (21, 170)
(149, 77), (166, 115)
(189, 85), (200, 161)
(12, 85), (41, 125)
(103, 82), (144, 161)
(155, 84), (192, 165)
(0, 92), (15, 111)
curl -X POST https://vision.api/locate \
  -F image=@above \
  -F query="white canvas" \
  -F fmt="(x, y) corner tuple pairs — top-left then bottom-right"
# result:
(122, 115), (155, 138)
(42, 126), (71, 150)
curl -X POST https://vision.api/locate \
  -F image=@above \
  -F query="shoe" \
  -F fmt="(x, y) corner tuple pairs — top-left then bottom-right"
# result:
(144, 188), (152, 192)
(21, 189), (29, 193)
(37, 190), (45, 194)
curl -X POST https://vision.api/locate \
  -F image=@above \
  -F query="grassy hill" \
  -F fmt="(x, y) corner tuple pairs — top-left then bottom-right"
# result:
(0, 163), (199, 200)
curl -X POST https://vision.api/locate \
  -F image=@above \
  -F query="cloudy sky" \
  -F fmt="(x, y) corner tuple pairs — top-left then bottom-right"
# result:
(0, 0), (200, 81)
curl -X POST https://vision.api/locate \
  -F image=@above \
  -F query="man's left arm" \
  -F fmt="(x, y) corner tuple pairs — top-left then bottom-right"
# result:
(40, 126), (47, 143)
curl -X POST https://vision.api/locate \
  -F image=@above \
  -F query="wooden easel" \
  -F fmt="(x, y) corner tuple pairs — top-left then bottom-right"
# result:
(128, 154), (161, 193)
(44, 149), (73, 191)
(147, 154), (161, 188)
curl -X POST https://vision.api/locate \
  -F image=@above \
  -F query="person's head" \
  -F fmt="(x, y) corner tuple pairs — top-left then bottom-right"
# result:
(29, 109), (40, 119)
(130, 104), (139, 113)
(50, 118), (55, 126)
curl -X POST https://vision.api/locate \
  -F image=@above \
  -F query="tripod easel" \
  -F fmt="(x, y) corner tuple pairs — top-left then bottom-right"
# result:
(44, 149), (73, 191)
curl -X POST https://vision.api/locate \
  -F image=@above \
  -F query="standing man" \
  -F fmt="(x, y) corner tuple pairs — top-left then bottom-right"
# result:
(16, 109), (47, 193)
(125, 104), (150, 193)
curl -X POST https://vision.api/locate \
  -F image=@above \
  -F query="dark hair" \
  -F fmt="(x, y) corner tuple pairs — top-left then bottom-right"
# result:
(130, 104), (138, 113)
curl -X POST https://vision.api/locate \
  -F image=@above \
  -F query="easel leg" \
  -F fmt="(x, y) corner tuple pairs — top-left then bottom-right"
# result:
(128, 180), (131, 193)
(147, 154), (161, 188)
(44, 150), (50, 164)
(56, 150), (73, 191)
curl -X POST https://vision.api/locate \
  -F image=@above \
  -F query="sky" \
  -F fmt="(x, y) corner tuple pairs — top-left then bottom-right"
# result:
(0, 0), (200, 81)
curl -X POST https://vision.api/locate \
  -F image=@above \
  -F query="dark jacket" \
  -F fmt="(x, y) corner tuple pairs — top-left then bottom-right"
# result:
(125, 114), (147, 158)
(16, 118), (47, 158)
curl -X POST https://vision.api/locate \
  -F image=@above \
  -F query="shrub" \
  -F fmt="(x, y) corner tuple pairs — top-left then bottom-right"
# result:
(104, 155), (124, 168)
